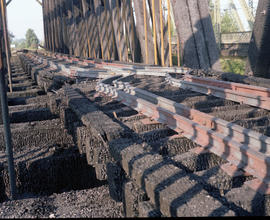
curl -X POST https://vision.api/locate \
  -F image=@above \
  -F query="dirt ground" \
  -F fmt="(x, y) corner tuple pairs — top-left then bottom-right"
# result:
(0, 184), (123, 218)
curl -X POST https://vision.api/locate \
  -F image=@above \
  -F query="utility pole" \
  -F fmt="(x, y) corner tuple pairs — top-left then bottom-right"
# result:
(214, 0), (221, 48)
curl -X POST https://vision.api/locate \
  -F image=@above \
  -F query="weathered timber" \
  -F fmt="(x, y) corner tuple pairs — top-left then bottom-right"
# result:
(123, 0), (141, 63)
(72, 0), (81, 57)
(108, 0), (129, 62)
(93, 0), (109, 60)
(171, 0), (220, 70)
(246, 0), (270, 78)
(88, 0), (101, 58)
(104, 0), (118, 60)
(148, 0), (170, 66)
(133, 0), (155, 64)
(82, 0), (91, 58)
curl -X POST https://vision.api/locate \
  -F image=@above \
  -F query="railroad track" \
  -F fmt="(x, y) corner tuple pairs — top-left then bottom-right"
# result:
(17, 50), (270, 217)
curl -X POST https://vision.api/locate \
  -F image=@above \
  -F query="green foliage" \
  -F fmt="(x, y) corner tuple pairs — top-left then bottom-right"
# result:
(220, 58), (246, 75)
(9, 32), (15, 44)
(208, 0), (214, 20)
(221, 11), (238, 33)
(169, 16), (175, 37)
(13, 39), (27, 49)
(25, 29), (39, 49)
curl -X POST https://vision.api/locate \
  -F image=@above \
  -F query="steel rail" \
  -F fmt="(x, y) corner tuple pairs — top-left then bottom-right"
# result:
(23, 53), (112, 79)
(39, 50), (190, 74)
(21, 50), (270, 190)
(113, 79), (270, 154)
(96, 76), (270, 188)
(26, 51), (270, 112)
(183, 74), (270, 98)
(25, 52), (189, 77)
(166, 74), (270, 111)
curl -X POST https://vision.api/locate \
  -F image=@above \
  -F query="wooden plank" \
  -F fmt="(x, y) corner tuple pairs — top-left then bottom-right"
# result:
(108, 0), (129, 62)
(104, 0), (118, 60)
(52, 0), (59, 52)
(197, 0), (221, 71)
(89, 0), (101, 59)
(66, 0), (74, 55)
(93, 0), (108, 60)
(82, 0), (91, 58)
(48, 0), (56, 52)
(133, 0), (155, 64)
(42, 0), (48, 50)
(151, 0), (170, 66)
(45, 0), (51, 50)
(148, 0), (159, 65)
(77, 1), (87, 57)
(246, 0), (270, 78)
(72, 0), (81, 57)
(171, 0), (220, 70)
(187, 0), (210, 69)
(171, 0), (200, 69)
(60, 0), (69, 54)
(123, 0), (141, 62)
(55, 0), (63, 53)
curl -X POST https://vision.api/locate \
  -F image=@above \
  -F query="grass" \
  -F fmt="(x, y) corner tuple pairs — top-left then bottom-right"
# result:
(220, 57), (246, 75)
(172, 53), (246, 75)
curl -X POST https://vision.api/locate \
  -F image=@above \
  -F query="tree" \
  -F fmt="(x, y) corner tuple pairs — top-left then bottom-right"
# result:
(9, 32), (15, 44)
(221, 11), (238, 33)
(13, 39), (27, 49)
(25, 29), (39, 49)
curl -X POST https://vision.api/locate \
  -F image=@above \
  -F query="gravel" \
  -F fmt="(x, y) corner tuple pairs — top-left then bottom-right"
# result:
(0, 185), (124, 218)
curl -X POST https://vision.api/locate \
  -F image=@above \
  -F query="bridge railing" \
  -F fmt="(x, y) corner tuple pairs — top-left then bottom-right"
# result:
(220, 31), (252, 44)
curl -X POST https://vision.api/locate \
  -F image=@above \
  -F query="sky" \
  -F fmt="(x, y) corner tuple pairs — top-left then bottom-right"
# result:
(7, 0), (44, 41)
(221, 0), (259, 31)
(6, 0), (259, 42)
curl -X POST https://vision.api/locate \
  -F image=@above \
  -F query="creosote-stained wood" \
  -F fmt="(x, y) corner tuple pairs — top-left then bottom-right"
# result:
(133, 0), (155, 64)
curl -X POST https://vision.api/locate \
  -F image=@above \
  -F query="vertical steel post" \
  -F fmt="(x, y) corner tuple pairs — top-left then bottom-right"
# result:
(1, 0), (12, 93)
(0, 0), (16, 200)
(159, 0), (164, 66)
(152, 0), (158, 65)
(143, 0), (149, 64)
(121, 0), (129, 60)
(167, 0), (172, 67)
(116, 0), (122, 61)
(177, 36), (180, 67)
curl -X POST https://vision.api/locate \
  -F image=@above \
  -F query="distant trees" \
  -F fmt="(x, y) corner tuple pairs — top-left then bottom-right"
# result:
(221, 11), (238, 33)
(209, 1), (242, 34)
(25, 28), (39, 49)
(9, 32), (15, 44)
(12, 29), (39, 50)
(9, 29), (39, 49)
(13, 39), (27, 49)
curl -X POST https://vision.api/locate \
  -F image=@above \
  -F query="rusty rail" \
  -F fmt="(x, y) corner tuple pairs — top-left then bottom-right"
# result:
(96, 75), (270, 191)
(166, 73), (270, 111)
(26, 52), (190, 78)
(21, 50), (270, 192)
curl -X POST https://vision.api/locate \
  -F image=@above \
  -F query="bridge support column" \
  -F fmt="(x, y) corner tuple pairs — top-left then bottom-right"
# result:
(246, 0), (270, 78)
(171, 0), (220, 70)
(133, 0), (155, 65)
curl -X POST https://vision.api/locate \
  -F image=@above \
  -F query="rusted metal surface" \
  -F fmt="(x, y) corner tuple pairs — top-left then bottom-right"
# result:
(96, 75), (270, 192)
(22, 50), (270, 194)
(167, 74), (270, 110)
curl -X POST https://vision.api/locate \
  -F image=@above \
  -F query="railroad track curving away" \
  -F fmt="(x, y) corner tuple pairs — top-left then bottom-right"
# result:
(15, 50), (270, 217)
